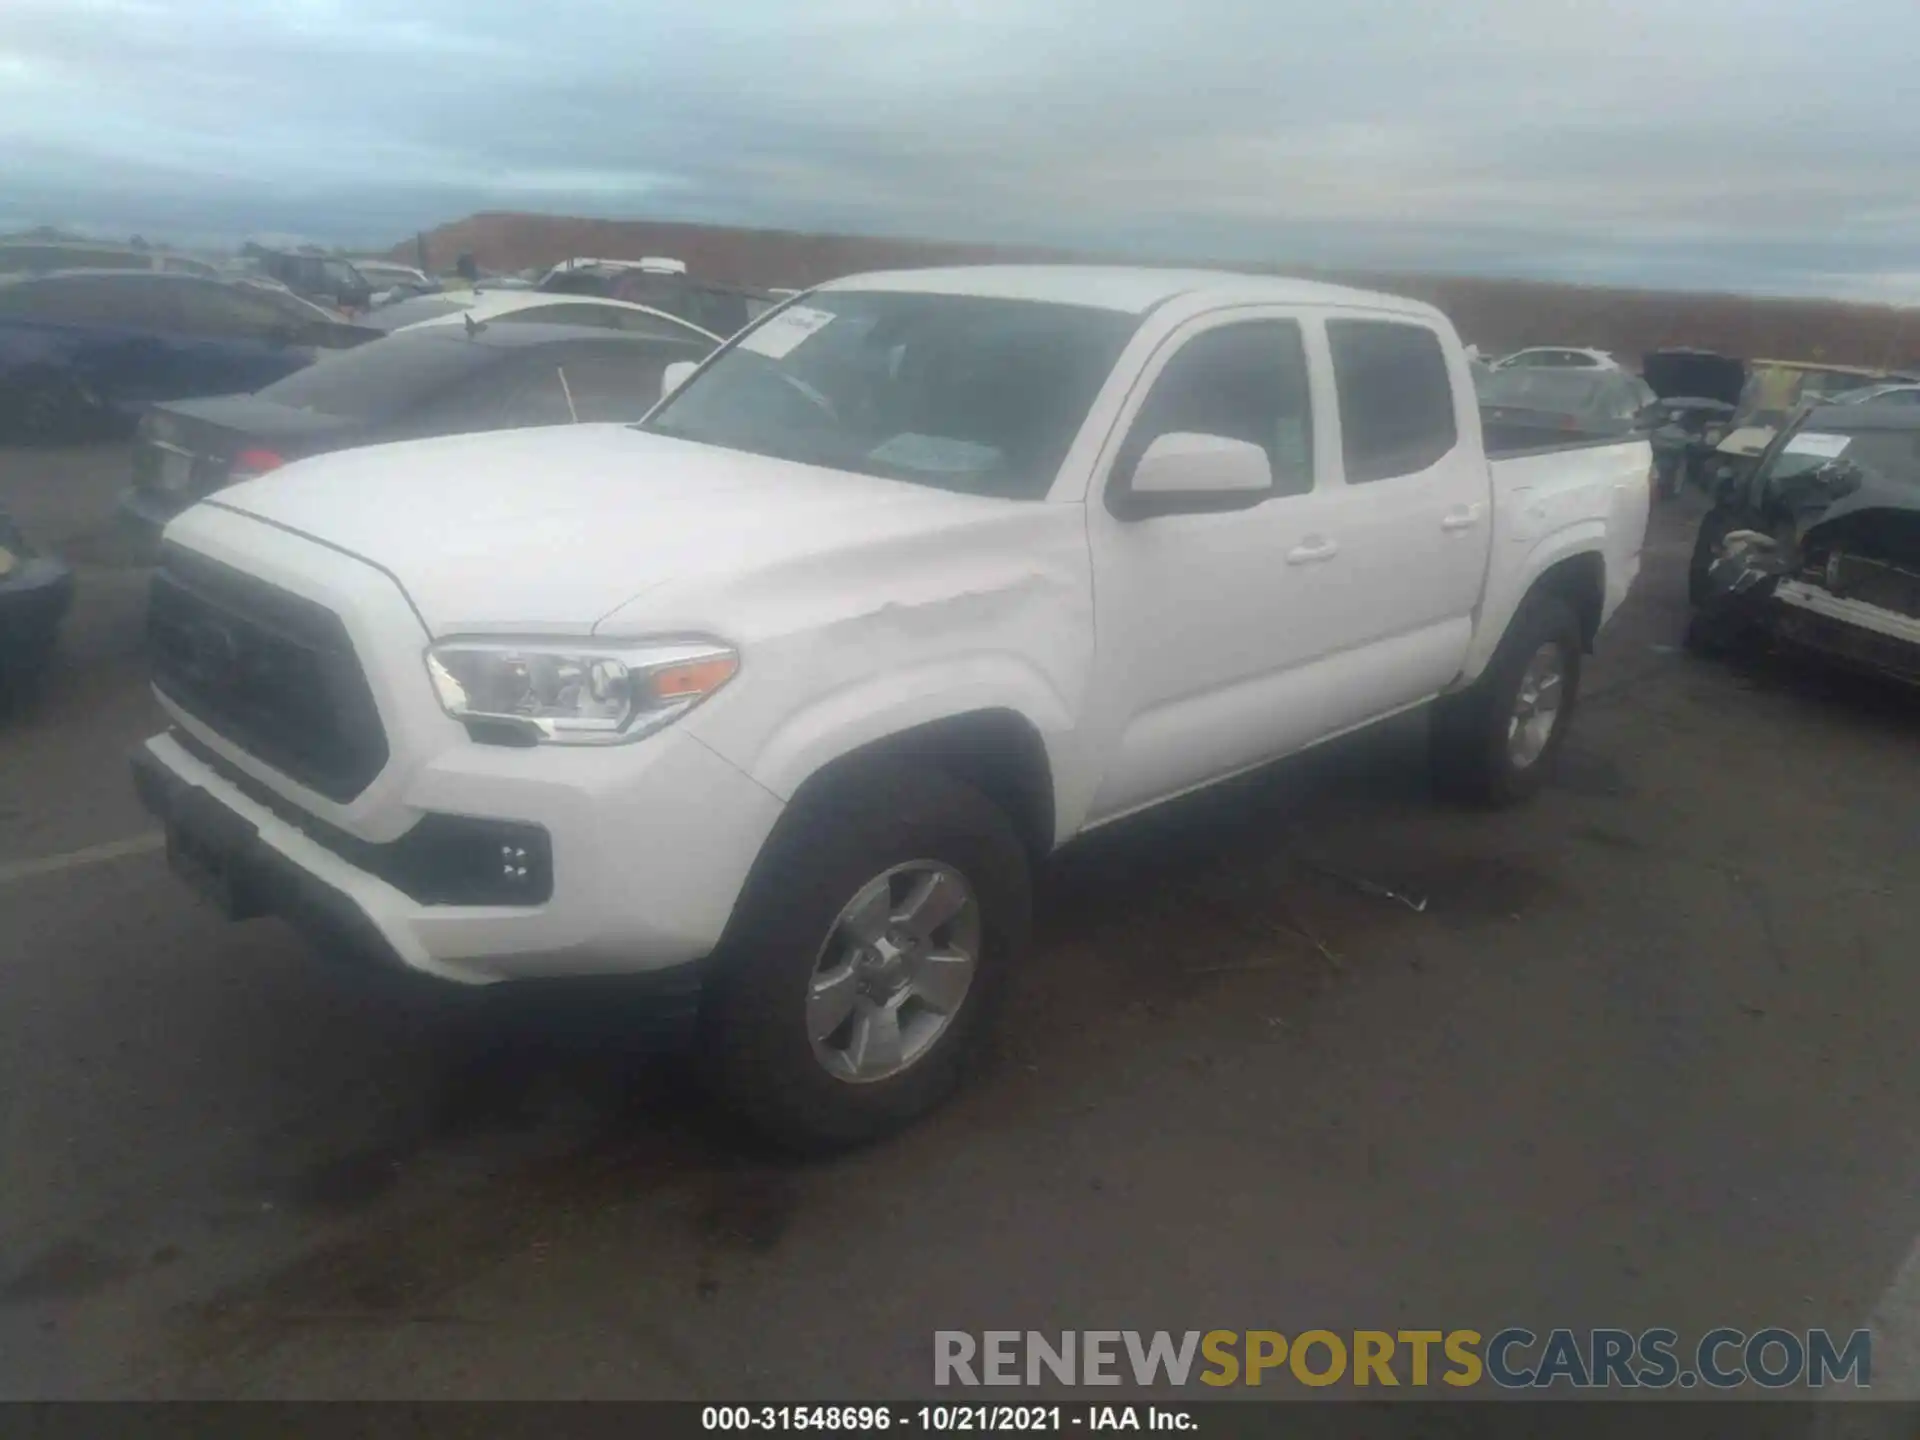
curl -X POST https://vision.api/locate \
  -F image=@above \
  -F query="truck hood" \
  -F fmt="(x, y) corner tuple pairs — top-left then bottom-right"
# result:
(209, 424), (1037, 636)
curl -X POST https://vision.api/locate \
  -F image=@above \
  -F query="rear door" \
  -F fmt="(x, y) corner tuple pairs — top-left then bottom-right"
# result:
(1318, 314), (1490, 693)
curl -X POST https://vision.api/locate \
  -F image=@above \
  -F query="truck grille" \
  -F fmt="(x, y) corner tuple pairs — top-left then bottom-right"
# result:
(147, 543), (389, 802)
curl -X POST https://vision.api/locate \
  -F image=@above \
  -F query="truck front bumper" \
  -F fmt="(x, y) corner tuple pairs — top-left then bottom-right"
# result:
(131, 722), (784, 987)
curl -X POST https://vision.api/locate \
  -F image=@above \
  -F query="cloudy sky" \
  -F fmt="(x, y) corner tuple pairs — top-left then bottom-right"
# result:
(5, 0), (1920, 301)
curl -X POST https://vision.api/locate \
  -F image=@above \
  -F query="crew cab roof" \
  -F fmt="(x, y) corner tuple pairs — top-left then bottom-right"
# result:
(816, 265), (1443, 320)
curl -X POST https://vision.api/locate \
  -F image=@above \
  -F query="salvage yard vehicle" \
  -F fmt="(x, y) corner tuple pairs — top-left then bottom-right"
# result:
(359, 288), (725, 344)
(0, 270), (375, 443)
(1704, 360), (1919, 502)
(128, 266), (1651, 1149)
(1689, 404), (1920, 685)
(0, 508), (74, 709)
(1475, 365), (1657, 446)
(120, 321), (718, 537)
(239, 244), (374, 314)
(0, 238), (220, 279)
(536, 257), (780, 337)
(1489, 346), (1621, 372)
(1641, 347), (1746, 500)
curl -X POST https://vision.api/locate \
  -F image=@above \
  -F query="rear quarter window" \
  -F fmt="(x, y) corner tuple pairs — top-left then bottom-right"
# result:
(1327, 319), (1459, 483)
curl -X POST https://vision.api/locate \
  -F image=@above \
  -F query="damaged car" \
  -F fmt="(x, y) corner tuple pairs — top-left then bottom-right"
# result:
(1640, 347), (1745, 500)
(1703, 360), (1918, 505)
(1688, 404), (1920, 687)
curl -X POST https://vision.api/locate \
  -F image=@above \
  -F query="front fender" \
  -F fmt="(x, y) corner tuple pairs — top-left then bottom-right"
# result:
(741, 657), (1080, 833)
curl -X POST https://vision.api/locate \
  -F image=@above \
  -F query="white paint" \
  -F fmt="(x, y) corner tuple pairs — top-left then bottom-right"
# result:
(143, 265), (1650, 986)
(1785, 431), (1853, 458)
(0, 833), (163, 887)
(397, 290), (721, 344)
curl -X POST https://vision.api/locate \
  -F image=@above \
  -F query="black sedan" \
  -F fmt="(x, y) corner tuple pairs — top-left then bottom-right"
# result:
(120, 321), (715, 537)
(0, 270), (376, 443)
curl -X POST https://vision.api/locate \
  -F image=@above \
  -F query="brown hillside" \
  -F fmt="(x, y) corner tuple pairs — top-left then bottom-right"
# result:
(398, 212), (1920, 372)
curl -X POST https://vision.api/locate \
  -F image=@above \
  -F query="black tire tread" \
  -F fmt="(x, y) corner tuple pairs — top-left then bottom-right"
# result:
(1430, 592), (1583, 808)
(703, 759), (1030, 1153)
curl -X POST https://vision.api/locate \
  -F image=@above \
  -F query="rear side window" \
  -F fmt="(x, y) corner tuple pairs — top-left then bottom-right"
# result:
(1120, 320), (1315, 496)
(1327, 319), (1458, 483)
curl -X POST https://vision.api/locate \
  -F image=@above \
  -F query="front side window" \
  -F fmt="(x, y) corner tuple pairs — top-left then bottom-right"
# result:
(646, 291), (1139, 500)
(1117, 320), (1315, 496)
(1328, 319), (1459, 483)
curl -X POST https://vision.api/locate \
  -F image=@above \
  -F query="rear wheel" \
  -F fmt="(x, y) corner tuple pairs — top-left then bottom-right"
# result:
(703, 761), (1030, 1152)
(1430, 593), (1583, 807)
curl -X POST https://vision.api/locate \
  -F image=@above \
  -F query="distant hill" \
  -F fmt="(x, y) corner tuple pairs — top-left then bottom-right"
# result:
(398, 212), (1920, 371)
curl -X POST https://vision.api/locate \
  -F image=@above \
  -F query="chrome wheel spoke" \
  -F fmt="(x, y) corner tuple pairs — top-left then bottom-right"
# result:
(896, 868), (968, 942)
(838, 878), (894, 948)
(1507, 641), (1567, 769)
(807, 962), (860, 1042)
(847, 1000), (905, 1078)
(911, 950), (974, 1015)
(807, 860), (981, 1085)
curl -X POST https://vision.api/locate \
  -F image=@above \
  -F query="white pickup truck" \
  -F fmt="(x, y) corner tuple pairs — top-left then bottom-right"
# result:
(131, 266), (1651, 1148)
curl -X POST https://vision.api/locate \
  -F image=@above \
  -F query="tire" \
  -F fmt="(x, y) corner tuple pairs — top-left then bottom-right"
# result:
(702, 760), (1031, 1153)
(1429, 592), (1583, 807)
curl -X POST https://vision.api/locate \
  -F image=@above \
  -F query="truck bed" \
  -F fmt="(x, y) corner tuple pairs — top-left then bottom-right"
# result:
(1481, 419), (1644, 459)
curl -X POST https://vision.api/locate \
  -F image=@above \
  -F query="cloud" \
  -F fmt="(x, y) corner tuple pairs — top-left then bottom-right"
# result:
(4, 0), (1920, 299)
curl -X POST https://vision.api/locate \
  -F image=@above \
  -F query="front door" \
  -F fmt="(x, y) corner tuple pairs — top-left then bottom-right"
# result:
(1080, 313), (1352, 824)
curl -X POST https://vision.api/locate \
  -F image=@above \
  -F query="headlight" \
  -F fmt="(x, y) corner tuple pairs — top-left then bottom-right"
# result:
(425, 639), (738, 746)
(1702, 424), (1726, 446)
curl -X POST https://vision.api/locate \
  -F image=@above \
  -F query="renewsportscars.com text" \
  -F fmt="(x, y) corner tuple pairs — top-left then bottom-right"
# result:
(933, 1328), (1871, 1390)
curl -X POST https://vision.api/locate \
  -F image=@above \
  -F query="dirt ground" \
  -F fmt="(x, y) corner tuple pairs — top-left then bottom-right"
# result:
(2, 442), (1917, 1401)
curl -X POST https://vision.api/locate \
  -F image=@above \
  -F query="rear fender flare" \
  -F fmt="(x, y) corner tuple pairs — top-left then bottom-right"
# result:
(1457, 522), (1608, 686)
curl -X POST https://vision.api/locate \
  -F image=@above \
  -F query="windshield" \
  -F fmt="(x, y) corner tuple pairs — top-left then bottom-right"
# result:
(643, 291), (1139, 499)
(1477, 367), (1611, 414)
(1758, 424), (1920, 495)
(254, 331), (494, 420)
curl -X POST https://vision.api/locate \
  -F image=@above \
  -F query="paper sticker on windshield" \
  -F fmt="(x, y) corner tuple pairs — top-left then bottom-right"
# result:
(1783, 431), (1851, 459)
(737, 305), (835, 360)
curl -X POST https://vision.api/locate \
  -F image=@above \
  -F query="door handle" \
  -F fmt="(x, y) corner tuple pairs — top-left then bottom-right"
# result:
(1285, 537), (1340, 565)
(1441, 506), (1482, 532)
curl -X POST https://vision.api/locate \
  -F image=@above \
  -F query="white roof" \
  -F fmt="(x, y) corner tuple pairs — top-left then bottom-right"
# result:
(816, 264), (1435, 318)
(400, 290), (721, 341)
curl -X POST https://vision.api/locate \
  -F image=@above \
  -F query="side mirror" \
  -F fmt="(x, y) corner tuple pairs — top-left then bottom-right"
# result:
(660, 360), (699, 401)
(1113, 432), (1273, 520)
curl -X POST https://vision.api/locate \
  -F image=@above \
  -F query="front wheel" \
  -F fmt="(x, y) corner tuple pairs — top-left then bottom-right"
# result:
(703, 761), (1031, 1152)
(1429, 593), (1583, 807)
